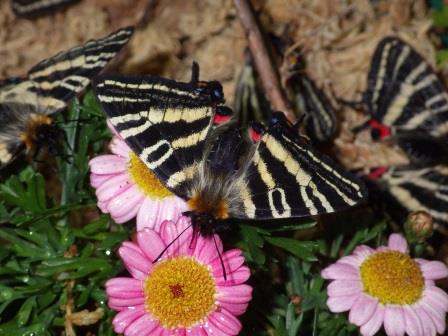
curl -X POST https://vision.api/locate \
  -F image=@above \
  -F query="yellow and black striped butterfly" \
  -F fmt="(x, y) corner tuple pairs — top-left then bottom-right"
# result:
(367, 165), (448, 228)
(356, 36), (448, 166)
(11, 0), (79, 18)
(0, 27), (134, 168)
(93, 65), (367, 235)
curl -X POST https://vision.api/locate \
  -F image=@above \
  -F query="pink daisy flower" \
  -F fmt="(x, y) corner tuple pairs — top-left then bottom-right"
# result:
(105, 216), (252, 336)
(89, 135), (187, 230)
(322, 234), (448, 336)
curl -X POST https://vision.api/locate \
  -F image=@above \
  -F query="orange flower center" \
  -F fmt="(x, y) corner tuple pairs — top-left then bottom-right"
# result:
(360, 250), (424, 305)
(144, 257), (217, 329)
(128, 153), (172, 199)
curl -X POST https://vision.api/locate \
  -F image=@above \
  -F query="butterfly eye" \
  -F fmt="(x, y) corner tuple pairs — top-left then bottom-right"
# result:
(209, 81), (224, 102)
(249, 122), (265, 142)
(269, 112), (287, 127)
(213, 106), (233, 125)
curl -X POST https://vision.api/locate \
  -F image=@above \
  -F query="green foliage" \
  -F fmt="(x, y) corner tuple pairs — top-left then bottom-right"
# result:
(0, 92), (129, 335)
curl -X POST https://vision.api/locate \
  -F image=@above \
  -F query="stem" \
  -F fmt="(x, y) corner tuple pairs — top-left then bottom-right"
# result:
(233, 0), (295, 122)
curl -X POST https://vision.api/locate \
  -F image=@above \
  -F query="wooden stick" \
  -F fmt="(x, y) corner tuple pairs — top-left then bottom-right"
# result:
(233, 0), (295, 122)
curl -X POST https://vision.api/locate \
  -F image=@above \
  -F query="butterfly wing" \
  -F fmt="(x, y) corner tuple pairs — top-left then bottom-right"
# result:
(289, 74), (337, 142)
(234, 113), (367, 219)
(374, 165), (448, 227)
(365, 36), (448, 137)
(11, 0), (79, 18)
(93, 73), (225, 198)
(0, 27), (134, 167)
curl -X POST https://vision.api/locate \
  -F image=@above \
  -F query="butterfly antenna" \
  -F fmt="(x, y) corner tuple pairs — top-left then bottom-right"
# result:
(213, 234), (227, 281)
(190, 61), (200, 84)
(153, 222), (193, 263)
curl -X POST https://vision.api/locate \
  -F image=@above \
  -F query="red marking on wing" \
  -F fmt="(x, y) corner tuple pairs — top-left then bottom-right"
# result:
(368, 166), (389, 180)
(369, 119), (391, 139)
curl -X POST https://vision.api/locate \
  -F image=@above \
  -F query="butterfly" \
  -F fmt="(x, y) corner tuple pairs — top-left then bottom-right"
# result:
(366, 165), (448, 228)
(0, 27), (134, 168)
(354, 36), (448, 167)
(93, 64), (367, 236)
(10, 0), (79, 18)
(287, 73), (337, 143)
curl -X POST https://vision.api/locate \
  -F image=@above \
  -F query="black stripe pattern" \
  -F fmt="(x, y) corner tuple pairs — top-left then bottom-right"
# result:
(0, 27), (134, 166)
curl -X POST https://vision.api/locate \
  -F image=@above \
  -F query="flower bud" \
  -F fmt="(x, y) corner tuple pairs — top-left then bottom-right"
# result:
(405, 211), (433, 241)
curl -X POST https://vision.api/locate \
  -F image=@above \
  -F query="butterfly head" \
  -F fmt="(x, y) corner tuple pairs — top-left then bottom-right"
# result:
(249, 122), (266, 142)
(20, 114), (54, 151)
(195, 81), (225, 105)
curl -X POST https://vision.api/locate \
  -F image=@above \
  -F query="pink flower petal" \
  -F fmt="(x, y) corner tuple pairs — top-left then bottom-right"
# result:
(194, 234), (222, 264)
(384, 306), (405, 336)
(90, 173), (112, 188)
(424, 285), (448, 311)
(107, 184), (145, 218)
(321, 262), (359, 280)
(160, 218), (193, 257)
(207, 308), (242, 335)
(327, 280), (362, 296)
(212, 250), (244, 278)
(326, 294), (359, 313)
(353, 245), (374, 258)
(387, 234), (408, 253)
(105, 278), (143, 298)
(359, 304), (385, 336)
(413, 305), (437, 336)
(218, 284), (252, 304)
(96, 173), (132, 202)
(137, 229), (166, 262)
(420, 261), (448, 280)
(337, 255), (363, 268)
(124, 313), (159, 336)
(112, 305), (145, 333)
(420, 299), (445, 334)
(108, 296), (145, 311)
(349, 294), (378, 326)
(219, 301), (249, 316)
(403, 306), (423, 336)
(187, 325), (208, 336)
(216, 266), (251, 286)
(89, 155), (127, 175)
(136, 196), (187, 231)
(110, 136), (132, 157)
(118, 244), (152, 280)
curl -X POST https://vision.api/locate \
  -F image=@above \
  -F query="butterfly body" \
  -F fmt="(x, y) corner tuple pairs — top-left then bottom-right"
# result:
(0, 27), (134, 168)
(94, 70), (367, 236)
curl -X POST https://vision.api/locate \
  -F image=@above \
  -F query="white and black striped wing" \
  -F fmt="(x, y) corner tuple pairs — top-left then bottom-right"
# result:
(376, 165), (448, 226)
(236, 113), (367, 219)
(289, 74), (337, 142)
(365, 36), (448, 137)
(0, 27), (133, 166)
(93, 74), (225, 198)
(11, 0), (79, 17)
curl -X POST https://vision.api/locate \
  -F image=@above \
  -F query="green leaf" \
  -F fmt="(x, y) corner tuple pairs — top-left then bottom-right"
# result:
(265, 237), (318, 261)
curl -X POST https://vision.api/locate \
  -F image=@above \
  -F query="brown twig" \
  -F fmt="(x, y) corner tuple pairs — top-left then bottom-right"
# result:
(233, 0), (295, 122)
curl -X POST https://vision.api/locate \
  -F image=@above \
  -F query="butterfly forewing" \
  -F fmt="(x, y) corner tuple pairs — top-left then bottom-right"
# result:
(238, 117), (367, 219)
(0, 27), (134, 167)
(93, 74), (220, 197)
(365, 36), (448, 137)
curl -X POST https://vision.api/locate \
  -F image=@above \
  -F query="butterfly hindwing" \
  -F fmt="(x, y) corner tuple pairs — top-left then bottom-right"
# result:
(93, 73), (225, 197)
(372, 165), (448, 227)
(0, 27), (134, 167)
(237, 113), (366, 219)
(365, 36), (448, 137)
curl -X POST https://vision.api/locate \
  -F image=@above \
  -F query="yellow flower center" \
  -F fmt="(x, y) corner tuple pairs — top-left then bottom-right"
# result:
(360, 250), (424, 305)
(144, 257), (217, 329)
(128, 153), (172, 199)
